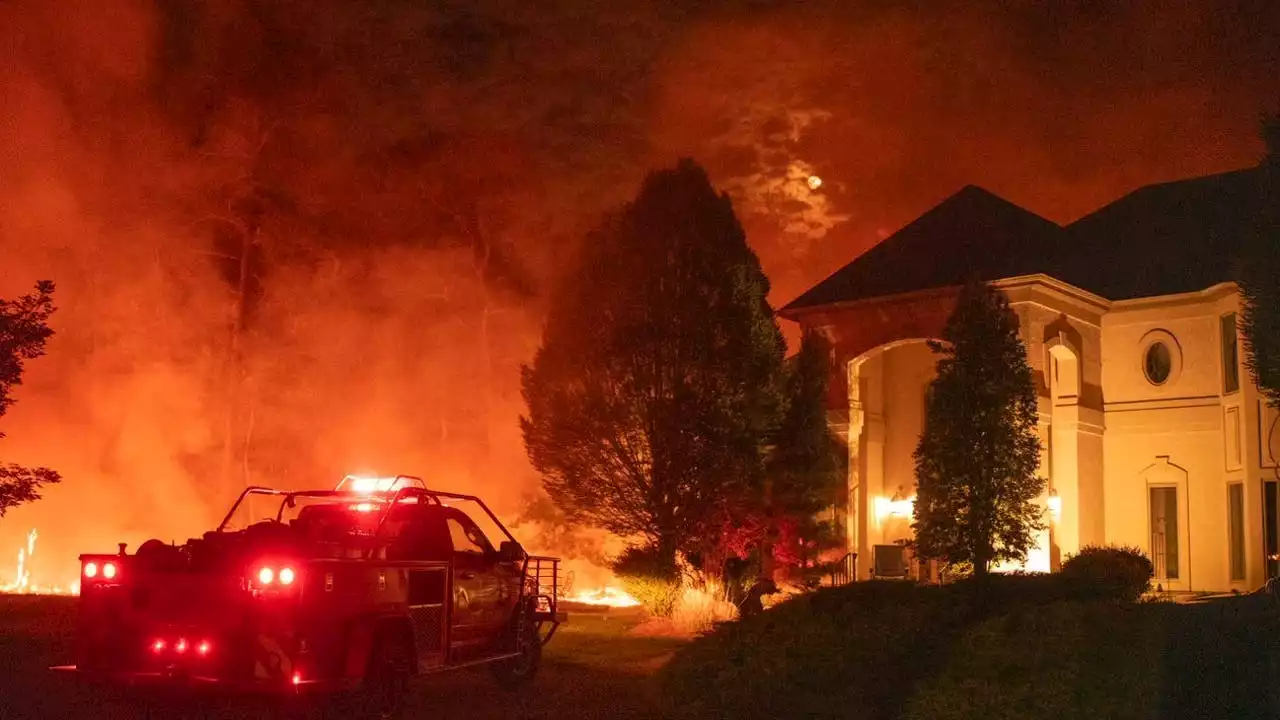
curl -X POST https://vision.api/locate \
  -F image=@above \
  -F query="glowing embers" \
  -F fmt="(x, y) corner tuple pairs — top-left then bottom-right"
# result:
(151, 636), (213, 657)
(566, 586), (641, 608)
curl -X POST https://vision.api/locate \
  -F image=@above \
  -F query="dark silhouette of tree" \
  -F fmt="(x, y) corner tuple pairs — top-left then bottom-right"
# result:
(912, 280), (1045, 579)
(521, 159), (784, 567)
(750, 330), (844, 579)
(768, 330), (843, 521)
(1240, 113), (1280, 409)
(0, 282), (60, 517)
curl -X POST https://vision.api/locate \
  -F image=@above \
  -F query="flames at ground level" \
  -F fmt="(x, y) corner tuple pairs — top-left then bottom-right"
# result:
(0, 527), (640, 607)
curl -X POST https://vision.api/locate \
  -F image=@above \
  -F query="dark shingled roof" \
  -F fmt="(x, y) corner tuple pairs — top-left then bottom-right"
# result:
(782, 186), (1068, 311)
(781, 167), (1266, 313)
(1057, 167), (1264, 300)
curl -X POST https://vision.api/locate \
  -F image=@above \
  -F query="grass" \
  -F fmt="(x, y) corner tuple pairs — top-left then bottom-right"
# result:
(902, 601), (1166, 720)
(545, 606), (689, 669)
(660, 580), (1280, 720)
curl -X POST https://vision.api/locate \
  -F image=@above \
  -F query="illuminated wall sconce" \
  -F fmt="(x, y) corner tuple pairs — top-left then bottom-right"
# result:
(874, 495), (916, 523)
(1047, 489), (1062, 523)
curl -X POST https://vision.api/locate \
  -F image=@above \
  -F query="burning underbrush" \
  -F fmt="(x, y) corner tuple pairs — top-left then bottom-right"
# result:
(0, 529), (79, 596)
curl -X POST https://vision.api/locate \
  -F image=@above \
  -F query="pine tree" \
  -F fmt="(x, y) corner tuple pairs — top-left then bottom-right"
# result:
(520, 159), (784, 567)
(912, 280), (1045, 579)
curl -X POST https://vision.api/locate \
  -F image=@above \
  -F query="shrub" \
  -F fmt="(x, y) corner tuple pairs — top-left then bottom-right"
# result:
(612, 546), (682, 617)
(1059, 545), (1153, 602)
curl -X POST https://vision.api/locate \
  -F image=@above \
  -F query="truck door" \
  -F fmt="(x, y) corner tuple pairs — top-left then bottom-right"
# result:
(386, 506), (451, 670)
(446, 515), (492, 650)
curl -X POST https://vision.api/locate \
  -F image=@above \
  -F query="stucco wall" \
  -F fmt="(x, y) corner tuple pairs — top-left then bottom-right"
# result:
(1101, 286), (1250, 592)
(802, 277), (1270, 591)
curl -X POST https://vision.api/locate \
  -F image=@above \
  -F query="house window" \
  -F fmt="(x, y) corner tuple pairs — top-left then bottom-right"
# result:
(1144, 343), (1173, 385)
(1149, 486), (1179, 579)
(1228, 483), (1245, 582)
(1221, 313), (1240, 394)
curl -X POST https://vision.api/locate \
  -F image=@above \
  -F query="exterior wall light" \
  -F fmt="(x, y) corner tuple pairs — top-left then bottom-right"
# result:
(875, 495), (916, 523)
(1047, 489), (1062, 523)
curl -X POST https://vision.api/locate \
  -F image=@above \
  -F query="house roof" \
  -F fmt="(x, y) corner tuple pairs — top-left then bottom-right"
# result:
(781, 185), (1068, 312)
(1057, 167), (1264, 300)
(780, 166), (1267, 315)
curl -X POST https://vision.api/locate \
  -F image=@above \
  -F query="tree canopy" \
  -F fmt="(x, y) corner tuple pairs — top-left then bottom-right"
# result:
(520, 159), (785, 566)
(912, 280), (1044, 578)
(0, 281), (60, 517)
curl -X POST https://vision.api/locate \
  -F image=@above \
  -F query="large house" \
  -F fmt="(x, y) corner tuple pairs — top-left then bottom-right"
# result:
(779, 166), (1278, 592)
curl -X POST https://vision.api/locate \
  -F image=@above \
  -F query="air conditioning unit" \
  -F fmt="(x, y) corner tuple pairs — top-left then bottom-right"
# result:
(872, 544), (909, 579)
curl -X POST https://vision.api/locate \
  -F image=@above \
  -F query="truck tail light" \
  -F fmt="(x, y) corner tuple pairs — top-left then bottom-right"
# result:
(150, 637), (212, 658)
(102, 562), (117, 580)
(84, 562), (98, 579)
(252, 564), (298, 589)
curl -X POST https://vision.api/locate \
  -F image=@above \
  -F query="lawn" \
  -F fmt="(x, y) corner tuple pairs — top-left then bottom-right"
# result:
(661, 581), (1280, 720)
(0, 596), (686, 720)
(546, 605), (689, 670)
(6, 588), (1279, 719)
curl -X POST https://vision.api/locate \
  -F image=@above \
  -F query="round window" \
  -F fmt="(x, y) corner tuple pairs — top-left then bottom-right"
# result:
(1144, 342), (1173, 385)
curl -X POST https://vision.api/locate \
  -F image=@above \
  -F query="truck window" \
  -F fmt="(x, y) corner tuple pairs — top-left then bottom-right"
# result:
(447, 517), (491, 555)
(388, 507), (451, 561)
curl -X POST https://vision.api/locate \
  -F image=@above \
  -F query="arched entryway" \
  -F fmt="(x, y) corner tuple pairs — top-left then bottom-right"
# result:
(845, 338), (939, 579)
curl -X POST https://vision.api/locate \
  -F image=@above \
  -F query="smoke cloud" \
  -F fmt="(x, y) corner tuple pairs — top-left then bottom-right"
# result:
(1, 0), (1277, 585)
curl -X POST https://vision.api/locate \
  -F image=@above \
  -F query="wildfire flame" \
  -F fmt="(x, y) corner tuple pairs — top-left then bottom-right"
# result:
(566, 585), (641, 607)
(0, 528), (79, 596)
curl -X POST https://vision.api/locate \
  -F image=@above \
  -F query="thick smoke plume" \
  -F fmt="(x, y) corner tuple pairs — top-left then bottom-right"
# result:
(1, 0), (1277, 586)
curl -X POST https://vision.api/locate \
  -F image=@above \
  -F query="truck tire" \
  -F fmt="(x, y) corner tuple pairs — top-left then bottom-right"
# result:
(490, 608), (541, 688)
(359, 631), (412, 719)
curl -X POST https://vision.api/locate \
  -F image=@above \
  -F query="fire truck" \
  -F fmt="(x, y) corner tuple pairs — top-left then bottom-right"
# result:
(53, 475), (565, 715)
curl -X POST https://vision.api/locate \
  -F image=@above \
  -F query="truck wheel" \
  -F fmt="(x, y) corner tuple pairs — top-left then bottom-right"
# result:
(490, 611), (541, 688)
(360, 632), (412, 719)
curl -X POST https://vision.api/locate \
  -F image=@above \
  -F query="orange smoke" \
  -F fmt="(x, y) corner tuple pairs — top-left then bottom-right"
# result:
(1, 0), (1278, 590)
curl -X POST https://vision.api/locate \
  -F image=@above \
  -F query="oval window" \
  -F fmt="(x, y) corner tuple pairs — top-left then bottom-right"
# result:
(1144, 342), (1173, 385)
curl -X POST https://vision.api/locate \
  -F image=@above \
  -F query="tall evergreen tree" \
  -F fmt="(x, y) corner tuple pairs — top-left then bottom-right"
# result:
(768, 330), (843, 521)
(1240, 113), (1280, 408)
(521, 159), (784, 567)
(912, 280), (1044, 579)
(0, 281), (60, 517)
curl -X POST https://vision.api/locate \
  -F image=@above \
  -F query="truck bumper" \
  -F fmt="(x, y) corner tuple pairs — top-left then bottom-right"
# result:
(49, 665), (351, 696)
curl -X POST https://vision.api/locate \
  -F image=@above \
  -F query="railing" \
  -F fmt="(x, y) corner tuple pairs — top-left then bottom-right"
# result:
(828, 553), (857, 586)
(525, 555), (561, 614)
